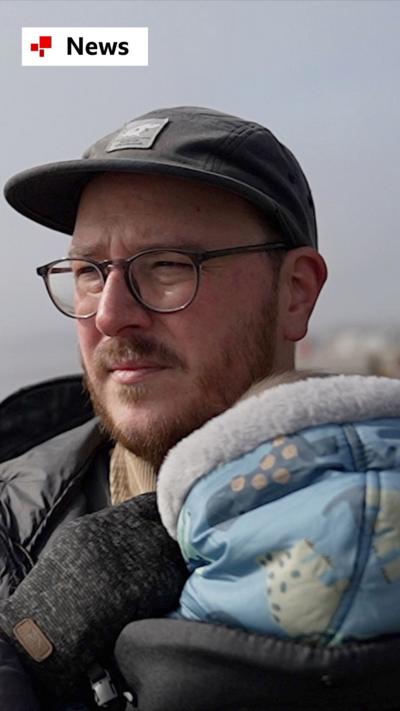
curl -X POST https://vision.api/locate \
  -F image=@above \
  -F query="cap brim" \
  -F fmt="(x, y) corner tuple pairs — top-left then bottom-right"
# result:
(4, 158), (299, 243)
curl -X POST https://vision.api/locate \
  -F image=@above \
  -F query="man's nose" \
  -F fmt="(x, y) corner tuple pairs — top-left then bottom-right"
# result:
(94, 268), (153, 336)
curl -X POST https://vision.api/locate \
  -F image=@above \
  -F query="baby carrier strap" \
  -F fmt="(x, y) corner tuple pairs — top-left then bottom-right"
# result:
(115, 619), (400, 711)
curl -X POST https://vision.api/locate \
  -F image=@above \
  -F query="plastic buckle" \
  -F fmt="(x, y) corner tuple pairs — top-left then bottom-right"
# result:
(90, 666), (119, 708)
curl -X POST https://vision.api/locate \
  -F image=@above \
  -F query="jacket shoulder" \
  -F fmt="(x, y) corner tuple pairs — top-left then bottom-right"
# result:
(0, 374), (94, 462)
(0, 377), (109, 598)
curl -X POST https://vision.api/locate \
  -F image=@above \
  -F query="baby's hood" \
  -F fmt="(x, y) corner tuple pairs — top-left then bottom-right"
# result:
(157, 374), (400, 539)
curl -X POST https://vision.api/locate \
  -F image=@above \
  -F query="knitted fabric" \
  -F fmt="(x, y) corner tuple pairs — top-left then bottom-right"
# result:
(110, 443), (157, 504)
(0, 493), (188, 702)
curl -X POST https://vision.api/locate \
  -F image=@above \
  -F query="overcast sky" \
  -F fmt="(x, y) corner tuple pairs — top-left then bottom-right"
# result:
(1, 0), (399, 400)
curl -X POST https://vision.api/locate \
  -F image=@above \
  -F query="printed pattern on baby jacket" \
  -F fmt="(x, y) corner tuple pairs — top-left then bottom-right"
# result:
(157, 375), (400, 645)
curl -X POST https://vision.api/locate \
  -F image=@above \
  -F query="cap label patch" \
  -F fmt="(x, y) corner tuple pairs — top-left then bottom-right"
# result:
(106, 118), (169, 151)
(13, 618), (53, 662)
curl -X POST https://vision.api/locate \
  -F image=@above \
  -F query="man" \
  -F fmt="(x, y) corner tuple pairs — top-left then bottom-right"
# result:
(3, 106), (327, 507)
(2, 107), (398, 710)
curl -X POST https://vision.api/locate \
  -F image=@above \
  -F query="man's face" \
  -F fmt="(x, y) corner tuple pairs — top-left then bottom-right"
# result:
(72, 173), (285, 467)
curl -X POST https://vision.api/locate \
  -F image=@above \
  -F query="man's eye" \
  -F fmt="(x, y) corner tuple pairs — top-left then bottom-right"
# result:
(149, 261), (193, 282)
(75, 265), (98, 278)
(73, 266), (102, 291)
(150, 260), (194, 275)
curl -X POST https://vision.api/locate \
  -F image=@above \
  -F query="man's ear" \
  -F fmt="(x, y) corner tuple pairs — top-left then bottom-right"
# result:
(279, 247), (327, 342)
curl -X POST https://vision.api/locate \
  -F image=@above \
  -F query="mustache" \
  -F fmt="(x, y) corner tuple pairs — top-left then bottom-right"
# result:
(92, 336), (186, 373)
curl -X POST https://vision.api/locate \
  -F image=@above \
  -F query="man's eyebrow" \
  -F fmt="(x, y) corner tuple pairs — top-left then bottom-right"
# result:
(67, 240), (206, 258)
(68, 245), (98, 258)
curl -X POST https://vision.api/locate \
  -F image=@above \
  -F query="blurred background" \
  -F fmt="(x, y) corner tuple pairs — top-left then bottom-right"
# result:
(1, 0), (399, 401)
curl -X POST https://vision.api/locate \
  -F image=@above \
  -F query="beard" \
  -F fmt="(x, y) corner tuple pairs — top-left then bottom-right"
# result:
(82, 294), (279, 470)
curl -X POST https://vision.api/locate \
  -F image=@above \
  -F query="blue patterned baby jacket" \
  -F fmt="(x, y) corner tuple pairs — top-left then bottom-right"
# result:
(157, 375), (400, 645)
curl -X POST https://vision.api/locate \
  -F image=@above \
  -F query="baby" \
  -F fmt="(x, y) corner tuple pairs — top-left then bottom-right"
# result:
(158, 371), (400, 645)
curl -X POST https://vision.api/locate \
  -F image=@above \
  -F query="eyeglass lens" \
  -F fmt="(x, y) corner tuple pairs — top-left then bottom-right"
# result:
(46, 252), (198, 316)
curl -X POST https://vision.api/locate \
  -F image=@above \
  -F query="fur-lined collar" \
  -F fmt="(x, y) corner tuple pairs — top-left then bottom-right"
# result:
(158, 374), (400, 538)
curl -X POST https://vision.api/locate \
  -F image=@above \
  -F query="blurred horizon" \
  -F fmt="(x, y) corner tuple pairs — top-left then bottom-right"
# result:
(1, 0), (399, 399)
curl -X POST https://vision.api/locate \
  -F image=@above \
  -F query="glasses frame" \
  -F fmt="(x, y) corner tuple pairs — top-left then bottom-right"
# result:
(36, 241), (289, 318)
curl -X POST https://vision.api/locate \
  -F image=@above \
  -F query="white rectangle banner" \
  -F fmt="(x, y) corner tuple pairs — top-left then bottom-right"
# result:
(22, 27), (148, 66)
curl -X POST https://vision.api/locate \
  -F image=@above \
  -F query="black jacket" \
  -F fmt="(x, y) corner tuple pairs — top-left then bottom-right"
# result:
(0, 376), (108, 710)
(1, 376), (400, 711)
(0, 375), (109, 599)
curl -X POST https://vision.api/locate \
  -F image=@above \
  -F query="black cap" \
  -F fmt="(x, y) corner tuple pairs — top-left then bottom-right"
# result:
(4, 106), (318, 248)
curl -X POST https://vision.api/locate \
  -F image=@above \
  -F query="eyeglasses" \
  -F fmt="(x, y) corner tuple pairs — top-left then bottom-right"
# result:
(36, 242), (288, 319)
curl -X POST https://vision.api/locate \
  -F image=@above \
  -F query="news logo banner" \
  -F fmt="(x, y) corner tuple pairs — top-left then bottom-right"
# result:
(22, 28), (148, 66)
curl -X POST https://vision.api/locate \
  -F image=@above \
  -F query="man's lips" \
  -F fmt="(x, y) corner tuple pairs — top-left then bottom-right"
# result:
(108, 361), (167, 384)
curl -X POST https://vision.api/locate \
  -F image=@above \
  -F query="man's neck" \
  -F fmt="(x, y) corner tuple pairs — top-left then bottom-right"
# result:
(110, 443), (157, 504)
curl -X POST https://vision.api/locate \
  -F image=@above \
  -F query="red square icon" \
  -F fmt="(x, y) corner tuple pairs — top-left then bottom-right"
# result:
(29, 35), (53, 58)
(40, 36), (52, 49)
